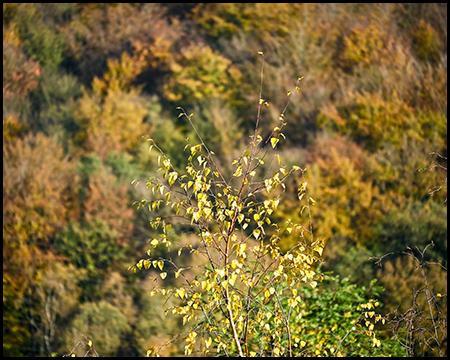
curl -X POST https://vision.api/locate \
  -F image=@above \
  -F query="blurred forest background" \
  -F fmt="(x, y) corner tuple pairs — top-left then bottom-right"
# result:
(3, 3), (447, 356)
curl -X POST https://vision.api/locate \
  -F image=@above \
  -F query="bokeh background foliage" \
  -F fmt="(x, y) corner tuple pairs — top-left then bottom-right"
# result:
(3, 3), (446, 356)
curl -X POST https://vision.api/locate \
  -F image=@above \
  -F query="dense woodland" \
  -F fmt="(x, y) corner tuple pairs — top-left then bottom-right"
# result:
(3, 3), (447, 357)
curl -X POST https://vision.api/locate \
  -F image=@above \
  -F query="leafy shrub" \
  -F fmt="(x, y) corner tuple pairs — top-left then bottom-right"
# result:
(130, 57), (391, 357)
(64, 300), (130, 356)
(285, 272), (405, 357)
(413, 19), (444, 62)
(73, 54), (150, 158)
(55, 220), (126, 275)
(161, 43), (242, 104)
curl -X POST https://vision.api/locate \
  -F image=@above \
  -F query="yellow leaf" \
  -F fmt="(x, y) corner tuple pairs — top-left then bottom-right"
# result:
(160, 272), (167, 279)
(233, 166), (243, 177)
(193, 211), (201, 222)
(314, 245), (323, 256)
(178, 288), (186, 299)
(168, 171), (178, 185)
(88, 340), (92, 347)
(270, 138), (279, 148)
(239, 243), (248, 254)
(203, 208), (212, 217)
(157, 260), (164, 271)
(229, 273), (238, 286)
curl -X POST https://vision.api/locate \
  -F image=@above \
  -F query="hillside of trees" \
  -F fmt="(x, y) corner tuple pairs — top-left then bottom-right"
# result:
(3, 3), (447, 356)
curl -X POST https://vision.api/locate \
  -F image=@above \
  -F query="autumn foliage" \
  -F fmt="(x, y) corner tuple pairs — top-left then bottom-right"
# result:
(3, 3), (446, 357)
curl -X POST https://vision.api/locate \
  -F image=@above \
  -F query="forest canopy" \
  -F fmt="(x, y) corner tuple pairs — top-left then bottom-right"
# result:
(3, 3), (447, 357)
